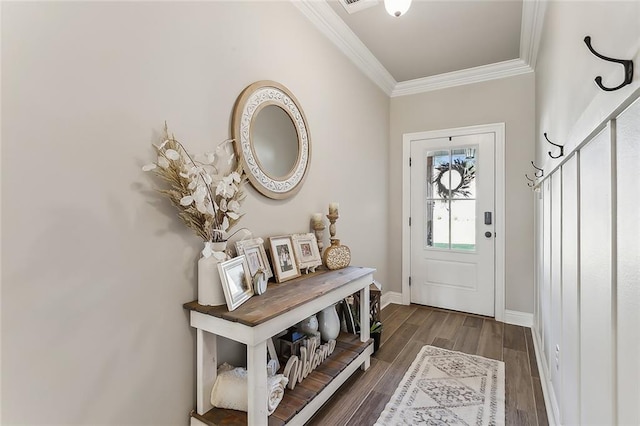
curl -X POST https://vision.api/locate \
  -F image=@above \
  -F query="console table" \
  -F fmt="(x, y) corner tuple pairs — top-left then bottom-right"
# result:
(183, 266), (375, 426)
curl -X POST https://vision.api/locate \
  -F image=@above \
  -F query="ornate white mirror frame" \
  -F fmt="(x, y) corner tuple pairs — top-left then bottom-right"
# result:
(232, 80), (311, 200)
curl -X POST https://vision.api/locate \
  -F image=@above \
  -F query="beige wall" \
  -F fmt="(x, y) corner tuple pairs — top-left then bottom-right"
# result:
(1, 2), (389, 424)
(389, 74), (536, 313)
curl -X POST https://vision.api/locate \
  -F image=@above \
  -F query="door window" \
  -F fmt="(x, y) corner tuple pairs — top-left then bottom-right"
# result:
(424, 147), (477, 251)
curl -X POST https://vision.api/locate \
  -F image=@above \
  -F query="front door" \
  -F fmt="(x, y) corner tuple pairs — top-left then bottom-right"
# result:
(410, 132), (495, 316)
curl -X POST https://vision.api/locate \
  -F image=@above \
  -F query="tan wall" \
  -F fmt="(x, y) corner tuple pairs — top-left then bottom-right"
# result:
(1, 2), (389, 424)
(389, 74), (536, 313)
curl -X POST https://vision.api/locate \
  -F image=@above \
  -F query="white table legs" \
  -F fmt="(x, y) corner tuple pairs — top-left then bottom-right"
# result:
(247, 339), (268, 425)
(196, 330), (217, 415)
(359, 286), (370, 371)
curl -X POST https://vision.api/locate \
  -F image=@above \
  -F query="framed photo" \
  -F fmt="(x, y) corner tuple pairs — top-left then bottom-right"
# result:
(235, 237), (273, 280)
(291, 233), (322, 273)
(218, 255), (254, 311)
(268, 236), (301, 283)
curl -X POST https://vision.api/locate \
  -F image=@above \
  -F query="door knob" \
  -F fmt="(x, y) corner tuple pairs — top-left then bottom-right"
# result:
(485, 231), (493, 238)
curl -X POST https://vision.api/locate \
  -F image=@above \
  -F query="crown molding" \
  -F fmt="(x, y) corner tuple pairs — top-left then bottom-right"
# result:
(520, 0), (548, 70)
(291, 0), (396, 96)
(391, 59), (533, 97)
(293, 0), (544, 97)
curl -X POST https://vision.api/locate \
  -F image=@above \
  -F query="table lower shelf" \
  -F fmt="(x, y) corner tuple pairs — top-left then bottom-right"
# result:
(190, 333), (373, 426)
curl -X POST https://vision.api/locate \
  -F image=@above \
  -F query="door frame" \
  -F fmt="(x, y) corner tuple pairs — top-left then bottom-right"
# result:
(401, 122), (506, 322)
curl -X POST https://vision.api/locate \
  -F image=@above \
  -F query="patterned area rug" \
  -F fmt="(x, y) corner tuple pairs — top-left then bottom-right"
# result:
(375, 345), (505, 425)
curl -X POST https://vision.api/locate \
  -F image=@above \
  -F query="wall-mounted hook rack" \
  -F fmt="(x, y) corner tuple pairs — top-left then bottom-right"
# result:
(584, 36), (634, 92)
(544, 132), (564, 159)
(525, 174), (535, 188)
(531, 161), (544, 178)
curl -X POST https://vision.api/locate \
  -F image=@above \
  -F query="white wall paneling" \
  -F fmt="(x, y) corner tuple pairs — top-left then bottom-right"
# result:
(532, 3), (640, 424)
(560, 154), (580, 426)
(541, 179), (551, 374)
(534, 101), (640, 426)
(549, 170), (562, 422)
(579, 126), (614, 426)
(534, 186), (543, 333)
(615, 97), (640, 425)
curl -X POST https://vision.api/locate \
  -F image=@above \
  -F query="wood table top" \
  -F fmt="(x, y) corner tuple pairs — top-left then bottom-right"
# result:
(184, 266), (375, 327)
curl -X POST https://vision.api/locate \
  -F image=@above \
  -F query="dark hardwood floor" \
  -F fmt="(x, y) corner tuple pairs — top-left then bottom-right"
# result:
(307, 303), (548, 426)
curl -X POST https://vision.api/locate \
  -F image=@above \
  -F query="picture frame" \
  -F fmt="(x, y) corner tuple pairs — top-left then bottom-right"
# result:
(291, 233), (322, 273)
(218, 255), (254, 311)
(235, 237), (273, 281)
(268, 236), (301, 283)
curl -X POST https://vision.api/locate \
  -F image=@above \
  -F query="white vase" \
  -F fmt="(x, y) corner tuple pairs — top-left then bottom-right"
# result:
(197, 241), (228, 306)
(297, 314), (319, 335)
(317, 304), (340, 341)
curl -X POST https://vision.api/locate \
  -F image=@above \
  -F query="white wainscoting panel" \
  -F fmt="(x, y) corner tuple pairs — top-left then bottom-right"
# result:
(560, 154), (580, 426)
(534, 189), (543, 337)
(549, 170), (562, 422)
(579, 127), (614, 425)
(531, 327), (559, 426)
(615, 98), (640, 425)
(533, 84), (640, 426)
(541, 179), (552, 373)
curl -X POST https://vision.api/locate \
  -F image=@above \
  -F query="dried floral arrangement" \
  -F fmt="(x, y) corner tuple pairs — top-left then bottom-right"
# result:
(143, 124), (246, 245)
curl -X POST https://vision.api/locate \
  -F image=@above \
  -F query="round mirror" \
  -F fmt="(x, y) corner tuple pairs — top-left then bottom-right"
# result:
(232, 81), (311, 200)
(252, 105), (298, 178)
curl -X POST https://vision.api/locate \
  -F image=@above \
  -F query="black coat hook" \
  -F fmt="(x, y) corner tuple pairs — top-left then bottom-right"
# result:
(544, 133), (564, 159)
(531, 161), (544, 178)
(584, 36), (634, 92)
(525, 174), (535, 187)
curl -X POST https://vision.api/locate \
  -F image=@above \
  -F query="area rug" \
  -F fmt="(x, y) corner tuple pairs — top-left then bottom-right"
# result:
(375, 345), (505, 426)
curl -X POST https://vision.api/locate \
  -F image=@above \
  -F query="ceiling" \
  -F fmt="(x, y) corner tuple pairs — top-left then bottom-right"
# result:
(293, 0), (546, 96)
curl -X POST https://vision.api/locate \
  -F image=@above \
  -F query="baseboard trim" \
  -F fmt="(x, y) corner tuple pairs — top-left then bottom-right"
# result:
(531, 327), (559, 426)
(379, 299), (534, 326)
(503, 310), (534, 327)
(381, 291), (404, 308)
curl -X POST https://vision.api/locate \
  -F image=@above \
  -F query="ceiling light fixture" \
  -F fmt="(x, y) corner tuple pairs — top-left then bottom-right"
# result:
(384, 0), (412, 17)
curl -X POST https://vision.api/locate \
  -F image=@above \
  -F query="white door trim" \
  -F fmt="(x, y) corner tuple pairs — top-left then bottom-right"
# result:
(402, 123), (506, 322)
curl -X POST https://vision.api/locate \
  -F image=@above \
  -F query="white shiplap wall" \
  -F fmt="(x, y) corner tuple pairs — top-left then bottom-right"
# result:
(535, 98), (639, 425)
(534, 3), (640, 423)
(614, 99), (640, 425)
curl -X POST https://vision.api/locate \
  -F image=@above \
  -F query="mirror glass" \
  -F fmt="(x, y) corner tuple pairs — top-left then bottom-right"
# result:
(232, 80), (311, 200)
(252, 105), (298, 178)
